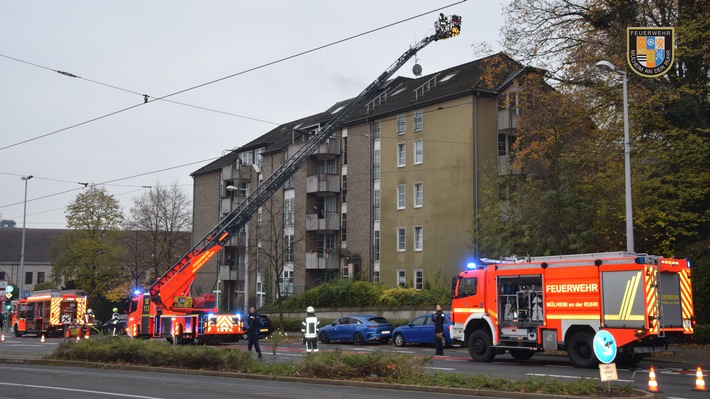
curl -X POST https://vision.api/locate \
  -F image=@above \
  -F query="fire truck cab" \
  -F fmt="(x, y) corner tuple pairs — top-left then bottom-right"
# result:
(450, 252), (694, 368)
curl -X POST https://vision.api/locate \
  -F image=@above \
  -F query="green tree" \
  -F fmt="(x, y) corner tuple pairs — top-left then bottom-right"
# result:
(499, 0), (710, 320)
(50, 186), (125, 300)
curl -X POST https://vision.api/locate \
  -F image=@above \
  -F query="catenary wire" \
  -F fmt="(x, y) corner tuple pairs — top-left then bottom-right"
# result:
(0, 0), (465, 152)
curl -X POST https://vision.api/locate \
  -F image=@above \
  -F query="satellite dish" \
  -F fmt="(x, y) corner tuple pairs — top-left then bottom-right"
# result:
(412, 63), (422, 76)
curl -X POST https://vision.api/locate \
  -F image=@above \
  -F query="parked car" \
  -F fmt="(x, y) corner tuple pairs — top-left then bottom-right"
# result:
(243, 314), (274, 339)
(392, 313), (453, 347)
(318, 315), (392, 345)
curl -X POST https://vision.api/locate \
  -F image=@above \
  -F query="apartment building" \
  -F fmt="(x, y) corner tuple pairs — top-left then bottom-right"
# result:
(191, 53), (530, 308)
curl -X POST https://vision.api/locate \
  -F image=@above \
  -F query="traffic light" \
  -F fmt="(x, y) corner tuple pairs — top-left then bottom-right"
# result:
(5, 299), (11, 311)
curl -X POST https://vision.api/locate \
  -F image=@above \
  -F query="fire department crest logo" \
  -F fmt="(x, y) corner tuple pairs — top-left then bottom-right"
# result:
(627, 27), (674, 77)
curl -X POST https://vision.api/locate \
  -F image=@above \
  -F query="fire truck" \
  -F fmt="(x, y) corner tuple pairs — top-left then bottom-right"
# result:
(125, 15), (462, 345)
(10, 290), (88, 337)
(450, 252), (694, 368)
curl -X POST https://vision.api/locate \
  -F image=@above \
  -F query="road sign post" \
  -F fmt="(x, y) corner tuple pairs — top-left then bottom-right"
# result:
(594, 330), (618, 391)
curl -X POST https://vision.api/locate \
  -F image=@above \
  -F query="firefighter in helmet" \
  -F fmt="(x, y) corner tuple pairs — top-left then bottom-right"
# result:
(301, 306), (320, 353)
(110, 308), (120, 336)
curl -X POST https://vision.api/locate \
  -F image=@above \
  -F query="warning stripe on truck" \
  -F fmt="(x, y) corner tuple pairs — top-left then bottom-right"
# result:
(680, 268), (693, 333)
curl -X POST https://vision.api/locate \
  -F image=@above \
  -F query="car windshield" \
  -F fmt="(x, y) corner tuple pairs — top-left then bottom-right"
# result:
(368, 317), (389, 324)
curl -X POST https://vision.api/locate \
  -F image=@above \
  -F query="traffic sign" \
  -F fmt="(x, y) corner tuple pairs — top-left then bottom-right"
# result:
(5, 292), (12, 299)
(5, 285), (13, 293)
(593, 330), (617, 364)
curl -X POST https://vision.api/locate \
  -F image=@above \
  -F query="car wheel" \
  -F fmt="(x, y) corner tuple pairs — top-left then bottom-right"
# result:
(319, 331), (330, 344)
(468, 330), (496, 362)
(353, 332), (364, 345)
(567, 331), (597, 368)
(394, 333), (405, 347)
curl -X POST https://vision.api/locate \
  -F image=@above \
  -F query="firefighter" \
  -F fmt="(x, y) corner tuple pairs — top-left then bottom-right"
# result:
(246, 306), (262, 359)
(432, 304), (445, 356)
(301, 306), (320, 353)
(109, 308), (120, 336)
(84, 309), (94, 337)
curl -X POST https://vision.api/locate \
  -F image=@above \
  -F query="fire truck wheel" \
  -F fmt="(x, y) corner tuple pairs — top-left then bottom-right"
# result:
(468, 330), (496, 362)
(13, 324), (22, 337)
(509, 349), (535, 360)
(567, 332), (598, 368)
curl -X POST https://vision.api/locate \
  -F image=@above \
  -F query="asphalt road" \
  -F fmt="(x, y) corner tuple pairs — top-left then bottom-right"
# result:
(0, 333), (706, 399)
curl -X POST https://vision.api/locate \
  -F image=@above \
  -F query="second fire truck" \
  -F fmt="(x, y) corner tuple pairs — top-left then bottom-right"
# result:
(450, 252), (694, 367)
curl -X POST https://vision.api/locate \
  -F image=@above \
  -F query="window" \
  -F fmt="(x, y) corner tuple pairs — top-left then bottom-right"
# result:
(374, 230), (380, 261)
(414, 226), (423, 251)
(279, 269), (294, 295)
(342, 136), (348, 165)
(341, 175), (347, 204)
(414, 182), (423, 207)
(396, 114), (406, 135)
(397, 227), (406, 251)
(397, 269), (406, 287)
(498, 134), (517, 156)
(373, 271), (380, 284)
(373, 121), (381, 139)
(0, 271), (5, 280)
(25, 272), (32, 285)
(284, 234), (294, 262)
(374, 189), (380, 220)
(414, 110), (423, 131)
(458, 277), (478, 298)
(414, 269), (423, 290)
(284, 197), (295, 225)
(439, 71), (458, 82)
(37, 272), (45, 284)
(414, 140), (423, 164)
(397, 185), (406, 209)
(397, 143), (406, 167)
(374, 149), (381, 180)
(341, 212), (347, 242)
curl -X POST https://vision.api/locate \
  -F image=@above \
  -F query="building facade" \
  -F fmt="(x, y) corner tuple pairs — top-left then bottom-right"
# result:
(190, 53), (529, 308)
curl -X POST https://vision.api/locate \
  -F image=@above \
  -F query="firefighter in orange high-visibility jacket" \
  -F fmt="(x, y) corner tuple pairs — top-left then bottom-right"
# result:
(301, 306), (320, 353)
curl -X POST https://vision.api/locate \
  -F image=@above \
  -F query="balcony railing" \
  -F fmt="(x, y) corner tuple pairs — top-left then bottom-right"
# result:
(305, 251), (340, 270)
(222, 163), (252, 182)
(306, 173), (340, 193)
(305, 212), (339, 231)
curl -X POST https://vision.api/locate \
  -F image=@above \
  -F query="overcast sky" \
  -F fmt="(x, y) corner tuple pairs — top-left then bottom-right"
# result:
(0, 1), (506, 229)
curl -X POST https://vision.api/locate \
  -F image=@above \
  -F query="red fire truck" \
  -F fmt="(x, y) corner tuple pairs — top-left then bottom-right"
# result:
(450, 252), (694, 368)
(11, 290), (88, 337)
(125, 14), (462, 345)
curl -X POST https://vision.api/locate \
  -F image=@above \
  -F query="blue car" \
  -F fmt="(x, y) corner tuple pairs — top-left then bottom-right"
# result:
(318, 315), (393, 345)
(392, 313), (452, 347)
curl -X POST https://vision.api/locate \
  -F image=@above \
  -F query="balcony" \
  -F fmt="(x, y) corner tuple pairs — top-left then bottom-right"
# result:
(306, 173), (340, 193)
(218, 264), (241, 281)
(222, 163), (252, 182)
(306, 251), (340, 270)
(313, 138), (340, 156)
(497, 109), (519, 132)
(305, 212), (339, 231)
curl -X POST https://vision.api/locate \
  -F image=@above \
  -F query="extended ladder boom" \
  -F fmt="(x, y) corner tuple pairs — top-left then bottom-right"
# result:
(149, 14), (462, 307)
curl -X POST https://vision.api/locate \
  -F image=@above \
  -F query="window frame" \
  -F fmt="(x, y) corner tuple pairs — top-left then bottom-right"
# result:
(397, 227), (406, 251)
(413, 109), (423, 132)
(397, 269), (406, 287)
(414, 225), (423, 251)
(397, 184), (406, 210)
(414, 182), (423, 208)
(397, 142), (406, 167)
(413, 139), (423, 164)
(396, 114), (406, 135)
(414, 269), (424, 290)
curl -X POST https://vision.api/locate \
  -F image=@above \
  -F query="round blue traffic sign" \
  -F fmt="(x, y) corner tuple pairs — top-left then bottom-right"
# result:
(593, 330), (617, 364)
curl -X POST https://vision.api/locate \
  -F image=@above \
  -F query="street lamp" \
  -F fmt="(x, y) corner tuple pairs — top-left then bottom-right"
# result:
(19, 175), (33, 299)
(596, 60), (634, 253)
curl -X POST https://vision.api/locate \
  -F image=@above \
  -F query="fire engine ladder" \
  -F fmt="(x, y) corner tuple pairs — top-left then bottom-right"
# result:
(148, 15), (462, 304)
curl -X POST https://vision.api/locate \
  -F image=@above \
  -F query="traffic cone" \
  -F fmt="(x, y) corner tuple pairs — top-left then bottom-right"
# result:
(40, 334), (45, 343)
(76, 333), (81, 342)
(1, 334), (4, 342)
(694, 365), (707, 391)
(647, 365), (660, 393)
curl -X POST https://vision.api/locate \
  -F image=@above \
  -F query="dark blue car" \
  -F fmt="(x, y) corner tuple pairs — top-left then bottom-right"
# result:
(318, 315), (393, 345)
(392, 313), (452, 347)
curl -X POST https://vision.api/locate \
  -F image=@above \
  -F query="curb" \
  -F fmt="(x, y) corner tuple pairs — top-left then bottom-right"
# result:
(1, 357), (656, 399)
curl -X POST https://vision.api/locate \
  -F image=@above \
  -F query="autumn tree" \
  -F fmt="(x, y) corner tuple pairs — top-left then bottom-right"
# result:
(50, 186), (124, 300)
(498, 0), (710, 320)
(123, 183), (192, 289)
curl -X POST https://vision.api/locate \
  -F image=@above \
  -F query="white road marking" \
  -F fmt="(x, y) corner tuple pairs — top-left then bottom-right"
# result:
(525, 373), (635, 383)
(0, 382), (165, 398)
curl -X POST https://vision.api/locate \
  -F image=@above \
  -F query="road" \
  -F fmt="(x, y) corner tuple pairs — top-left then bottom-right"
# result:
(0, 334), (706, 399)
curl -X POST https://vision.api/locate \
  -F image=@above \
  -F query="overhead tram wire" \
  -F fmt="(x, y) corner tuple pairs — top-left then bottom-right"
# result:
(0, 0), (466, 152)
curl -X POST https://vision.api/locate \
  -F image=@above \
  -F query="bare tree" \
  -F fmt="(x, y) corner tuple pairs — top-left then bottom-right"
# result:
(125, 182), (192, 285)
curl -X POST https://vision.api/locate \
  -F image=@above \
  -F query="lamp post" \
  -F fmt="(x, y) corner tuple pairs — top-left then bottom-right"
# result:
(596, 60), (634, 253)
(19, 175), (33, 299)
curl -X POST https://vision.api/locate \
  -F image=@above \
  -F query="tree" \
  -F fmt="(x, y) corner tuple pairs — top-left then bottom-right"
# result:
(499, 0), (710, 319)
(123, 183), (192, 287)
(50, 186), (124, 299)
